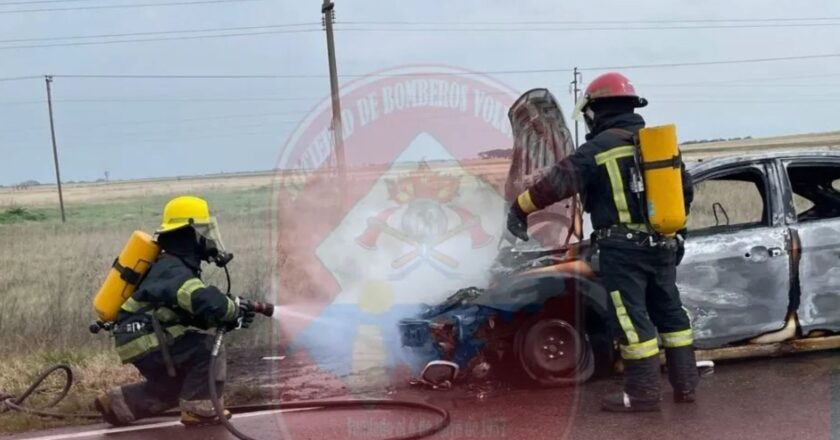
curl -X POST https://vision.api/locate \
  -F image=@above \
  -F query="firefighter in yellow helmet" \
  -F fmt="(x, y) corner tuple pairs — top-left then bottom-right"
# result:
(94, 196), (255, 426)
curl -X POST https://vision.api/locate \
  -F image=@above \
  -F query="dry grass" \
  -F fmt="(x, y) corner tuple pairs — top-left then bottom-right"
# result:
(688, 179), (765, 230)
(0, 349), (141, 433)
(0, 186), (279, 352)
(0, 185), (282, 434)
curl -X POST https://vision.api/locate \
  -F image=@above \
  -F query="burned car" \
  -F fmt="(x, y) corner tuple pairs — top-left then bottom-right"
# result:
(399, 88), (840, 387)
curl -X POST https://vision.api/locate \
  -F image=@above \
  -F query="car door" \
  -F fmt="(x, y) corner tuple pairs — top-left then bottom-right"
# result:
(678, 160), (791, 348)
(781, 158), (840, 335)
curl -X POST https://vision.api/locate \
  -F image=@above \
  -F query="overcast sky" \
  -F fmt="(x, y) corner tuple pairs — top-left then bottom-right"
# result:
(1, 0), (839, 185)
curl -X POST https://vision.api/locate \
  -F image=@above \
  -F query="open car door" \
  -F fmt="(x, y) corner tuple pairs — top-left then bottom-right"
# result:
(505, 88), (581, 248)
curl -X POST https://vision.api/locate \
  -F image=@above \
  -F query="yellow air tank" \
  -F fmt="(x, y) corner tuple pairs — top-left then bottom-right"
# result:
(93, 231), (160, 322)
(638, 124), (686, 235)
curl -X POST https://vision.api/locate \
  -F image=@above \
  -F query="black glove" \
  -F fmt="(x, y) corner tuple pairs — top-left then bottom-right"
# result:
(228, 297), (256, 330)
(675, 230), (687, 266)
(506, 200), (530, 242)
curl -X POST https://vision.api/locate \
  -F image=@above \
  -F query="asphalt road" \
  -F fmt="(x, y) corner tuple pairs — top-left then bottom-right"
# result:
(6, 351), (839, 440)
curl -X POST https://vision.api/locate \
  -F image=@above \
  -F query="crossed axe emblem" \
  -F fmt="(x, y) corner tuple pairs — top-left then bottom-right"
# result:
(356, 205), (492, 270)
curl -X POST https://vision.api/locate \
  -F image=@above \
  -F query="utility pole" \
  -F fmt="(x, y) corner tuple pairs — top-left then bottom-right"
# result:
(321, 0), (347, 196)
(570, 67), (583, 149)
(45, 75), (66, 223)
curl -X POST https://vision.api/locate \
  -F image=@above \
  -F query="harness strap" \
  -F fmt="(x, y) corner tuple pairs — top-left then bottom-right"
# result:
(149, 315), (177, 378)
(641, 153), (682, 170)
(112, 258), (142, 285)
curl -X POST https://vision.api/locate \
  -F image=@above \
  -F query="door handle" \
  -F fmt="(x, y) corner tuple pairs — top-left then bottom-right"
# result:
(744, 246), (784, 262)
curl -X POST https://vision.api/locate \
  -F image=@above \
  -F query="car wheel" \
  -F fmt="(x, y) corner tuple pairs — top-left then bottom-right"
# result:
(515, 318), (594, 386)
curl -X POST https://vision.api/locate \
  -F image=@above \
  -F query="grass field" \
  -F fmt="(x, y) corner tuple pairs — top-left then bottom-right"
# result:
(0, 185), (279, 351)
(0, 183), (284, 433)
(0, 161), (507, 433)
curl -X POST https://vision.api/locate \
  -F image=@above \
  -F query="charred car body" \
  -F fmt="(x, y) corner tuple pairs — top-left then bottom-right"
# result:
(399, 89), (840, 386)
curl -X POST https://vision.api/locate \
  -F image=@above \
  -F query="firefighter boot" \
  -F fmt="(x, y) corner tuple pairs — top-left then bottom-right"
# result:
(94, 392), (130, 427)
(180, 409), (232, 427)
(601, 356), (661, 413)
(665, 346), (699, 403)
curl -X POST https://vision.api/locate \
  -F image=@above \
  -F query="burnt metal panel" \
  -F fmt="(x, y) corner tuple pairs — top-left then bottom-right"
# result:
(779, 158), (840, 334)
(794, 223), (840, 333)
(678, 227), (791, 348)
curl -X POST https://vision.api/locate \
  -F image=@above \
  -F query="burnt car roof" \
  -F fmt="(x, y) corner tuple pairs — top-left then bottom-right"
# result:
(686, 149), (840, 173)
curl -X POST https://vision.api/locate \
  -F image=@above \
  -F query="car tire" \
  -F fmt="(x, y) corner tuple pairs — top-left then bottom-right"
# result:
(514, 318), (594, 387)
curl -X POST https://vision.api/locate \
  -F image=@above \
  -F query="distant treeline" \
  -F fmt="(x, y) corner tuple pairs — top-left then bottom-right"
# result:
(477, 136), (755, 160)
(478, 148), (513, 159)
(681, 136), (752, 145)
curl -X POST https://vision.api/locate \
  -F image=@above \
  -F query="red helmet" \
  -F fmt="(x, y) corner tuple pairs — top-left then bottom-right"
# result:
(573, 72), (647, 121)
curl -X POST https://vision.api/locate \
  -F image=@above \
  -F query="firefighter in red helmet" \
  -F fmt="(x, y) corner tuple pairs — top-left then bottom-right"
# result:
(507, 72), (698, 412)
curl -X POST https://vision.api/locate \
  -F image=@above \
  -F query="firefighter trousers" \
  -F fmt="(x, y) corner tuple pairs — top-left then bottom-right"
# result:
(106, 331), (226, 423)
(599, 240), (698, 400)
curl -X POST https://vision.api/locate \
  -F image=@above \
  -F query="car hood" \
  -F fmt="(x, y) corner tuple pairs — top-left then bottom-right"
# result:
(504, 88), (580, 251)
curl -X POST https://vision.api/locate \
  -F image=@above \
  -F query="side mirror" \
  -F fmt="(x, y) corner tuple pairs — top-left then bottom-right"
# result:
(420, 360), (459, 388)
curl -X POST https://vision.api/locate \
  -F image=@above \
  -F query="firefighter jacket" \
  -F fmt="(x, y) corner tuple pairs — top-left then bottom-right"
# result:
(113, 253), (237, 363)
(524, 112), (693, 231)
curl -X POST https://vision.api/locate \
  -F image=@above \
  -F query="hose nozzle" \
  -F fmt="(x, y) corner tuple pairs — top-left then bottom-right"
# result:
(248, 300), (274, 317)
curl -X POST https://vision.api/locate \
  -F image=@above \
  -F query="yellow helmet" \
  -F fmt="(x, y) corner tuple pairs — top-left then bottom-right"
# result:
(157, 196), (211, 234)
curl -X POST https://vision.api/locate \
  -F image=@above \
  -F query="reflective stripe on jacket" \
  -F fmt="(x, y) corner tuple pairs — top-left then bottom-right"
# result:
(525, 113), (694, 231)
(113, 253), (236, 363)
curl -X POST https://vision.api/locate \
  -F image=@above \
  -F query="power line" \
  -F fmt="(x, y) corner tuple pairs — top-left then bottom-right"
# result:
(584, 53), (840, 71)
(0, 22), (832, 51)
(0, 23), (320, 44)
(0, 28), (322, 50)
(0, 75), (41, 82)
(343, 17), (840, 25)
(0, 110), (308, 134)
(640, 83), (840, 88)
(66, 128), (288, 148)
(0, 0), (109, 4)
(0, 97), (320, 106)
(0, 0), (254, 14)
(43, 52), (840, 80)
(334, 22), (840, 32)
(637, 72), (840, 87)
(53, 73), (332, 79)
(657, 98), (840, 103)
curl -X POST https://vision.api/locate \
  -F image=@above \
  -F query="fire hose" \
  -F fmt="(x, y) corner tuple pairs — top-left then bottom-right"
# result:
(1, 314), (450, 440)
(1, 361), (450, 440)
(1, 351), (450, 440)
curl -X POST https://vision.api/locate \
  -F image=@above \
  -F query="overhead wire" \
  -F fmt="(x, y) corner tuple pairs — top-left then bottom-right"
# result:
(342, 17), (840, 25)
(35, 52), (840, 80)
(334, 22), (840, 31)
(0, 22), (321, 44)
(0, 18), (837, 50)
(0, 75), (41, 82)
(0, 28), (322, 50)
(0, 0), (118, 4)
(0, 0), (255, 14)
(0, 110), (307, 134)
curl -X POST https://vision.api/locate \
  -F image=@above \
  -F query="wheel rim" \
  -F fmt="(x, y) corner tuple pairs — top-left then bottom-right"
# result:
(531, 324), (577, 373)
(517, 318), (591, 384)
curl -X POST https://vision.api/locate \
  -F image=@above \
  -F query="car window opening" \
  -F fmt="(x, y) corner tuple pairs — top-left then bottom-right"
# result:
(786, 163), (840, 223)
(688, 167), (770, 235)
